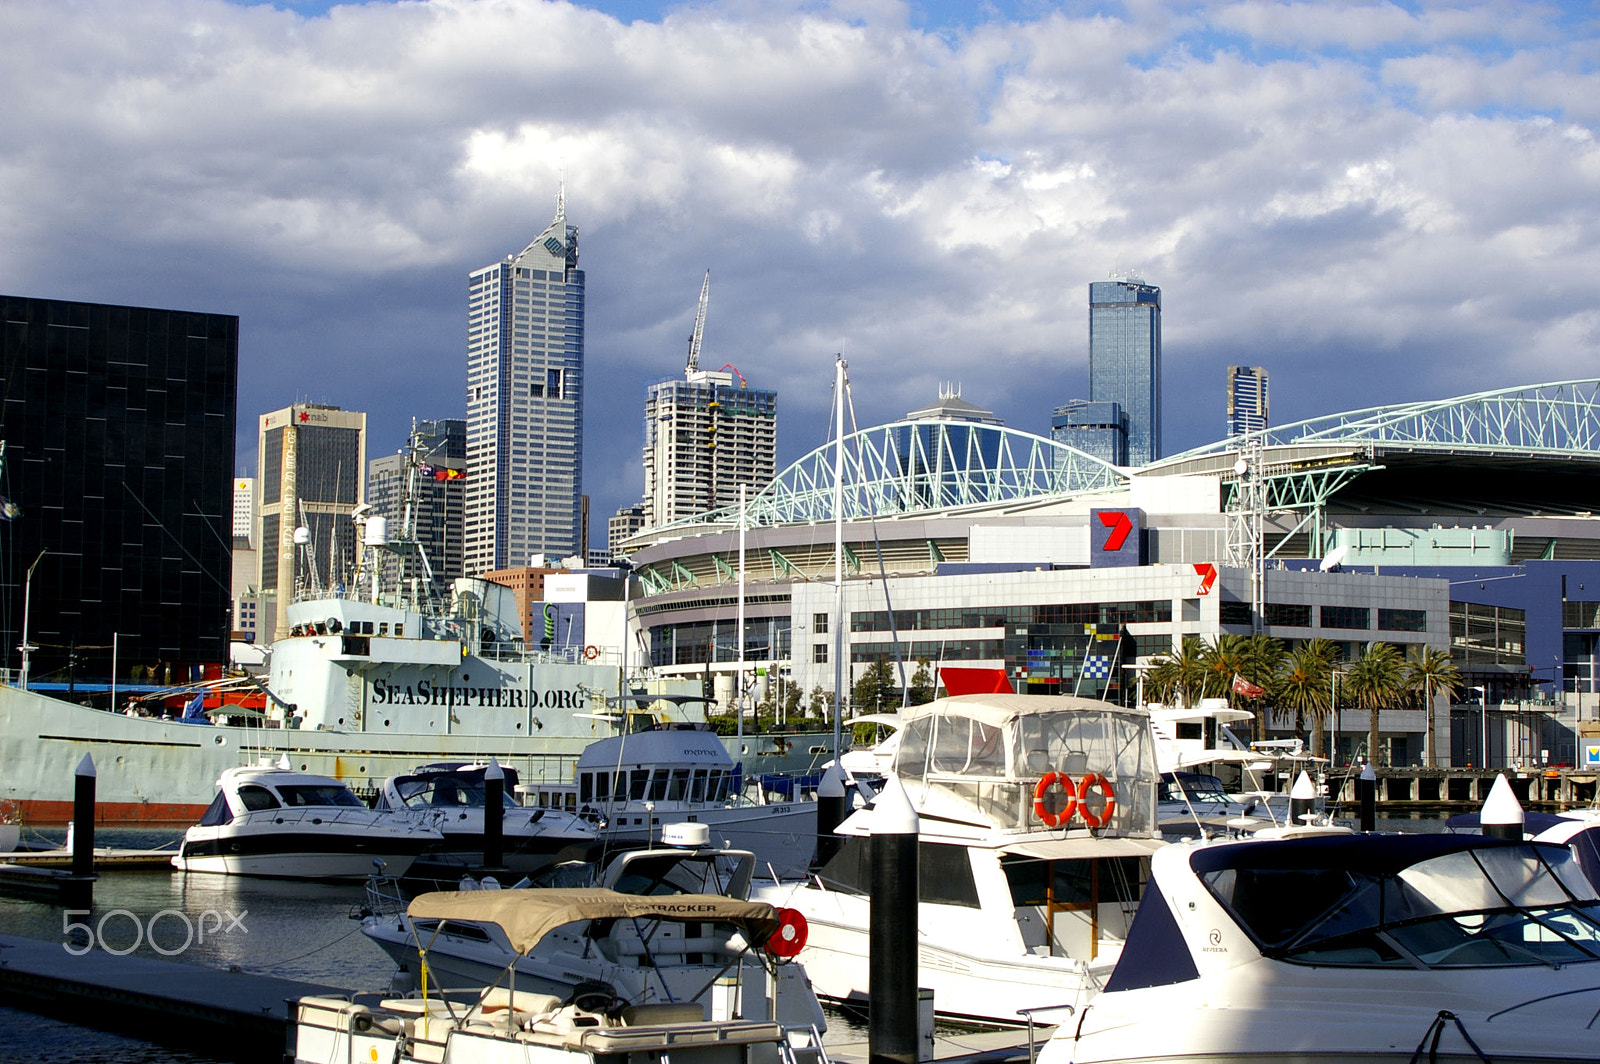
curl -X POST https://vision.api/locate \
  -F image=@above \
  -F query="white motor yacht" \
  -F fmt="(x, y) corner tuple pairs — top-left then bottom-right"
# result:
(360, 823), (827, 1035)
(1043, 826), (1600, 1064)
(756, 693), (1164, 1025)
(375, 763), (597, 877)
(297, 886), (831, 1064)
(172, 763), (441, 879)
(574, 722), (817, 879)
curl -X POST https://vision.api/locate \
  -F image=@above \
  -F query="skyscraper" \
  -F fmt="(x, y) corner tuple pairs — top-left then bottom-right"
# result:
(643, 370), (777, 527)
(257, 404), (367, 642)
(465, 192), (584, 575)
(1089, 278), (1162, 467)
(0, 295), (238, 681)
(1051, 399), (1128, 466)
(367, 418), (466, 602)
(1227, 365), (1269, 437)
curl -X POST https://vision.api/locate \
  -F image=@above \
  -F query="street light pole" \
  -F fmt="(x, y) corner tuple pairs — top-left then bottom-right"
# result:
(17, 550), (46, 690)
(1473, 684), (1489, 768)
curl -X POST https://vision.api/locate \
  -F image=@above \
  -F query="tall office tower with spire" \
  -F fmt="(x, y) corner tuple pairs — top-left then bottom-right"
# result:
(642, 272), (777, 528)
(1226, 365), (1269, 437)
(464, 192), (585, 574)
(1088, 277), (1162, 467)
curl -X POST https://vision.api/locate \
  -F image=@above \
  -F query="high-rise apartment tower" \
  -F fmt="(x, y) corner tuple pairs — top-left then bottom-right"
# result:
(257, 404), (367, 642)
(1227, 365), (1269, 437)
(642, 274), (776, 528)
(1089, 278), (1162, 467)
(464, 192), (584, 574)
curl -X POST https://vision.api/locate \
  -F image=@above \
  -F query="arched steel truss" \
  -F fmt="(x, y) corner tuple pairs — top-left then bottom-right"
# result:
(657, 420), (1127, 530)
(1172, 379), (1600, 459)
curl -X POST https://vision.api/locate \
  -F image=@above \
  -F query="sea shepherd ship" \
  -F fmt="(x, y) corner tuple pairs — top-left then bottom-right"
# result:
(0, 433), (698, 825)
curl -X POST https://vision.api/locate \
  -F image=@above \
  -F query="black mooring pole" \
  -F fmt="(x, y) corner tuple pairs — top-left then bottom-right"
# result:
(814, 763), (848, 870)
(483, 758), (505, 873)
(1357, 763), (1377, 832)
(1480, 773), (1525, 841)
(72, 753), (97, 877)
(870, 776), (919, 1064)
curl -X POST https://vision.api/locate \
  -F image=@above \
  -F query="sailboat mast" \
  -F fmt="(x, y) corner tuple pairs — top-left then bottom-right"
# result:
(736, 483), (746, 753)
(832, 355), (846, 763)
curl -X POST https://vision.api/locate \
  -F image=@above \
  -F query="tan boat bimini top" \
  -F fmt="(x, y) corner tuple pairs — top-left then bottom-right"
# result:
(406, 887), (782, 956)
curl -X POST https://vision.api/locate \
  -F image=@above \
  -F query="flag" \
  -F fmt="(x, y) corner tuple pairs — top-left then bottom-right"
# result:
(434, 467), (464, 481)
(418, 464), (436, 477)
(1232, 673), (1265, 699)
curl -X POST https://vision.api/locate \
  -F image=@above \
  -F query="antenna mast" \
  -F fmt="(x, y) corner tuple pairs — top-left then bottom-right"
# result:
(685, 270), (710, 374)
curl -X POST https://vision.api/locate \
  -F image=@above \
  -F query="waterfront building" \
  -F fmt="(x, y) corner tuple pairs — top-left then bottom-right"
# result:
(367, 418), (466, 602)
(1051, 399), (1128, 466)
(0, 295), (238, 681)
(1227, 365), (1269, 437)
(257, 404), (367, 643)
(643, 370), (776, 528)
(464, 192), (585, 574)
(1089, 278), (1162, 466)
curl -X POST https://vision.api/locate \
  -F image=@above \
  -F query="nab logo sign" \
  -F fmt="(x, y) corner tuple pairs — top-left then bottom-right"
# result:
(1090, 508), (1144, 568)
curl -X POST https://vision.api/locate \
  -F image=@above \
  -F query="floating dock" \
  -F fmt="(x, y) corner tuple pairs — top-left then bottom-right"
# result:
(1, 847), (176, 870)
(0, 932), (340, 1063)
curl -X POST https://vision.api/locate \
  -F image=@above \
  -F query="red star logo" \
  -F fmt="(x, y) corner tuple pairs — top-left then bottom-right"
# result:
(299, 411), (310, 422)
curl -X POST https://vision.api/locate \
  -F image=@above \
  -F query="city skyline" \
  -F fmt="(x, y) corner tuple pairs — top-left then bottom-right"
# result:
(4, 2), (1600, 533)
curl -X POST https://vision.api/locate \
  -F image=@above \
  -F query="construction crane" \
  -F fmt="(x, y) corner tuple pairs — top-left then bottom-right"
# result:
(685, 269), (710, 374)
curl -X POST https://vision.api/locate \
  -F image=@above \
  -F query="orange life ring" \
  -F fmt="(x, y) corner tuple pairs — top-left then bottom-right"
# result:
(768, 907), (808, 958)
(1033, 772), (1077, 828)
(1076, 773), (1117, 829)
(583, 645), (600, 661)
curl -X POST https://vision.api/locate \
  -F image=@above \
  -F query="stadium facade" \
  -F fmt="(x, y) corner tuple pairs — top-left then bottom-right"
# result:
(617, 380), (1600, 768)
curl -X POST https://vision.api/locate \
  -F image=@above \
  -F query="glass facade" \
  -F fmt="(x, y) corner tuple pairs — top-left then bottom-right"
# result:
(648, 615), (792, 666)
(1089, 280), (1161, 467)
(0, 295), (238, 680)
(1321, 605), (1371, 630)
(1226, 365), (1269, 437)
(465, 204), (585, 573)
(1452, 601), (1527, 667)
(1051, 399), (1127, 466)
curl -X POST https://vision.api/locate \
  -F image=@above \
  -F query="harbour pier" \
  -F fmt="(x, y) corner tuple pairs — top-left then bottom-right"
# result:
(1326, 766), (1598, 814)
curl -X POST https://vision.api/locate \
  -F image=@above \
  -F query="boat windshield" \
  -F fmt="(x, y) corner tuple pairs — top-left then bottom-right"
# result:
(1160, 774), (1232, 807)
(1198, 837), (1600, 968)
(394, 776), (517, 809)
(274, 785), (365, 808)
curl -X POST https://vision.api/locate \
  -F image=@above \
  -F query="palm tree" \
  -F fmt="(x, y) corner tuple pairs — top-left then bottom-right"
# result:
(1198, 634), (1249, 717)
(1148, 637), (1209, 707)
(1274, 642), (1333, 756)
(1345, 642), (1407, 767)
(1405, 648), (1462, 768)
(1236, 634), (1286, 740)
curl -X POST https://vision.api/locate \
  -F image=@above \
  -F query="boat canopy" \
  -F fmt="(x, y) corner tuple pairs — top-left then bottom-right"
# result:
(406, 887), (780, 956)
(893, 694), (1159, 836)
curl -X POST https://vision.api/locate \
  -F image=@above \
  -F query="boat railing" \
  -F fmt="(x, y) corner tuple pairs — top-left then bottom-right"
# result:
(1015, 1004), (1076, 1064)
(364, 874), (410, 920)
(236, 806), (394, 829)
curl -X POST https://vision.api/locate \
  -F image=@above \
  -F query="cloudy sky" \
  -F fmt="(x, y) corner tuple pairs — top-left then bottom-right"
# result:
(3, 0), (1598, 541)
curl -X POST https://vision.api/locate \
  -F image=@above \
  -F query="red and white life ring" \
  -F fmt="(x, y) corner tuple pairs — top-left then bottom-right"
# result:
(583, 645), (600, 661)
(1032, 772), (1078, 828)
(768, 907), (808, 958)
(1076, 773), (1117, 829)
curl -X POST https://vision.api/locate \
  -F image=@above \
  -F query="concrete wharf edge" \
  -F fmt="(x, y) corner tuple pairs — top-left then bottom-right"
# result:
(0, 932), (340, 1063)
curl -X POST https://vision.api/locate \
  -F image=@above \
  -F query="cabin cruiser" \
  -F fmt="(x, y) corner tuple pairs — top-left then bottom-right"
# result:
(360, 823), (827, 1034)
(374, 763), (597, 877)
(1042, 827), (1600, 1064)
(297, 887), (831, 1064)
(756, 693), (1164, 1025)
(172, 762), (442, 879)
(573, 722), (817, 879)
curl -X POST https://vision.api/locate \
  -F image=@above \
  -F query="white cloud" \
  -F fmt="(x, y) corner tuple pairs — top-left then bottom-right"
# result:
(1, 0), (1599, 525)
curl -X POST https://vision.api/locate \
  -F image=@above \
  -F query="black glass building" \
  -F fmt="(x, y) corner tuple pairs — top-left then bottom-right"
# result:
(1089, 279), (1162, 467)
(0, 295), (238, 686)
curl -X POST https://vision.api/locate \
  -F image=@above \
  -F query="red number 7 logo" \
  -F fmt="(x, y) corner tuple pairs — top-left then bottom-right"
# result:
(1098, 511), (1132, 551)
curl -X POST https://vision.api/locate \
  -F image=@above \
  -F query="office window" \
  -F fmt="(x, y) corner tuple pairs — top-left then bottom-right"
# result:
(1378, 609), (1427, 633)
(814, 612), (829, 634)
(813, 643), (828, 664)
(1321, 606), (1370, 631)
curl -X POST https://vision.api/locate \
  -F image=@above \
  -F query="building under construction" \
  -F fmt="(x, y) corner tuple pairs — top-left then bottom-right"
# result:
(641, 272), (777, 528)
